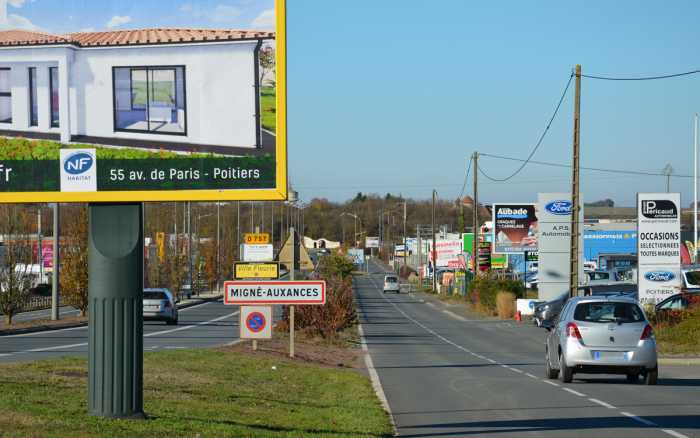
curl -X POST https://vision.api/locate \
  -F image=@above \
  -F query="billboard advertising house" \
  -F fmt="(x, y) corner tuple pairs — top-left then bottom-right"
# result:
(0, 0), (286, 202)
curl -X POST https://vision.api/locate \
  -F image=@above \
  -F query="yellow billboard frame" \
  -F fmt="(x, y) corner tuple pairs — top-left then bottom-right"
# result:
(0, 0), (287, 203)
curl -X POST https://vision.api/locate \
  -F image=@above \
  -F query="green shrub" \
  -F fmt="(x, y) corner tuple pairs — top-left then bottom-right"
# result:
(468, 275), (524, 315)
(317, 252), (355, 279)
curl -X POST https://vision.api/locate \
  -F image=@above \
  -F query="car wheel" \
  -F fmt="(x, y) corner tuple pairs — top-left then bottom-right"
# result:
(545, 351), (559, 379)
(643, 367), (658, 386)
(626, 373), (639, 383)
(559, 353), (573, 383)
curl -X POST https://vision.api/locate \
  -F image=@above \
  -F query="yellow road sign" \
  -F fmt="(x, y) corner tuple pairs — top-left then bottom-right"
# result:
(244, 233), (270, 244)
(234, 262), (279, 279)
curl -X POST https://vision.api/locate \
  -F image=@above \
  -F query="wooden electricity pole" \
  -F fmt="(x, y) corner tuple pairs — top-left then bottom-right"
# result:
(472, 152), (479, 274)
(569, 65), (582, 298)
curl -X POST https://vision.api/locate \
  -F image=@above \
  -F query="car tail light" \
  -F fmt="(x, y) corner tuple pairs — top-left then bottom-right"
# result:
(640, 324), (653, 340)
(566, 322), (582, 340)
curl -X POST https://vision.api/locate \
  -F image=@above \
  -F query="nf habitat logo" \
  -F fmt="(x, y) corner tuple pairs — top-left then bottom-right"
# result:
(60, 149), (97, 192)
(545, 200), (572, 215)
(63, 152), (94, 175)
(644, 271), (675, 282)
(641, 200), (677, 219)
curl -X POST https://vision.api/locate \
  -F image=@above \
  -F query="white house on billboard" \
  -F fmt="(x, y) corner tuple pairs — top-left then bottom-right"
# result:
(0, 29), (273, 154)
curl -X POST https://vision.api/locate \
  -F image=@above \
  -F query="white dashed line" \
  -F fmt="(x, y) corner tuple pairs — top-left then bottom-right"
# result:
(620, 412), (657, 426)
(543, 380), (560, 387)
(525, 373), (538, 379)
(442, 309), (467, 321)
(588, 398), (616, 409)
(511, 368), (524, 374)
(563, 388), (586, 397)
(662, 429), (690, 438)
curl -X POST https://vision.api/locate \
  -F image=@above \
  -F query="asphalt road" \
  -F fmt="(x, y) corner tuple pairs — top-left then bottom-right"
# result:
(358, 260), (699, 438)
(0, 299), (239, 363)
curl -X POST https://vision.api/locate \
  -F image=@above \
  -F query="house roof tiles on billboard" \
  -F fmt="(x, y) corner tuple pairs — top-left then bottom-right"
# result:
(0, 28), (274, 48)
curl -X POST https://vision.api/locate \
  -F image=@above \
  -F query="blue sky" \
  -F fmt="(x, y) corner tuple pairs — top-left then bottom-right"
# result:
(3, 1), (700, 206)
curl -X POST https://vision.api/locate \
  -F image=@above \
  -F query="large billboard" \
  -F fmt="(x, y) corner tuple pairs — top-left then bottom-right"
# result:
(637, 193), (682, 305)
(0, 0), (286, 202)
(429, 239), (462, 267)
(492, 203), (538, 254)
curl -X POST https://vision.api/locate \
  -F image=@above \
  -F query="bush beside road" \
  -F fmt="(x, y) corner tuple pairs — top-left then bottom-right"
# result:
(0, 345), (392, 437)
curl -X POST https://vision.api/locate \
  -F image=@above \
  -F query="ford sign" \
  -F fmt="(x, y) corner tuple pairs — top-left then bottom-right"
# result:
(64, 152), (94, 175)
(545, 200), (572, 215)
(644, 271), (675, 282)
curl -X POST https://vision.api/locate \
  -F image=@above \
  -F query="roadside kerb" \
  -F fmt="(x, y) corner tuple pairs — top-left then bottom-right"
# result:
(0, 293), (223, 337)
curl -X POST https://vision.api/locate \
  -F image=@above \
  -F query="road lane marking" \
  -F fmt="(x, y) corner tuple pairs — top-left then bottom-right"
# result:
(144, 311), (237, 338)
(442, 309), (467, 321)
(620, 412), (657, 426)
(588, 398), (616, 409)
(543, 380), (560, 387)
(662, 429), (690, 438)
(426, 302), (437, 309)
(511, 368), (524, 374)
(5, 310), (238, 357)
(358, 323), (397, 435)
(1, 300), (220, 339)
(563, 388), (586, 397)
(525, 373), (538, 379)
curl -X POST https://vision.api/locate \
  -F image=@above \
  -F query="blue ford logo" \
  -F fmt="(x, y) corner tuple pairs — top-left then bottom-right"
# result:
(64, 152), (94, 175)
(644, 271), (675, 282)
(545, 200), (572, 215)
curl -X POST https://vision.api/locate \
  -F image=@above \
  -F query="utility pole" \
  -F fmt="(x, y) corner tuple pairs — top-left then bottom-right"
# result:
(51, 203), (59, 320)
(432, 190), (437, 292)
(236, 201), (241, 259)
(472, 152), (479, 274)
(216, 202), (220, 293)
(569, 64), (582, 298)
(695, 114), (698, 263)
(38, 207), (43, 284)
(662, 163), (673, 193)
(403, 201), (407, 269)
(188, 201), (193, 293)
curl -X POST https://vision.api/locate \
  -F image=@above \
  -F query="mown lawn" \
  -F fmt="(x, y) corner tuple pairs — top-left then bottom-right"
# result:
(0, 348), (392, 437)
(261, 86), (276, 133)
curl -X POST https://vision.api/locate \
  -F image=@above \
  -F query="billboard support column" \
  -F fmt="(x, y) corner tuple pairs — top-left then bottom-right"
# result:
(88, 203), (144, 419)
(569, 64), (582, 298)
(289, 226), (295, 358)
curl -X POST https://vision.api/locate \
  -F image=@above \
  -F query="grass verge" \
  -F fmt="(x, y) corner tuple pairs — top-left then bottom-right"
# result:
(655, 309), (700, 356)
(0, 347), (392, 437)
(261, 86), (276, 133)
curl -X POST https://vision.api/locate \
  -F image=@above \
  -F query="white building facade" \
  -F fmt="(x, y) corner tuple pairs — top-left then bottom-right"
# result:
(0, 29), (273, 152)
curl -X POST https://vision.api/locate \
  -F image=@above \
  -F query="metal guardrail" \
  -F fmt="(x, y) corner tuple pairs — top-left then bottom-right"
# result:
(0, 295), (57, 315)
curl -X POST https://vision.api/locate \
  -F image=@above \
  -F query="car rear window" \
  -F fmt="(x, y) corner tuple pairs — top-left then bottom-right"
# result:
(144, 291), (168, 300)
(574, 302), (644, 323)
(385, 276), (398, 283)
(684, 270), (700, 287)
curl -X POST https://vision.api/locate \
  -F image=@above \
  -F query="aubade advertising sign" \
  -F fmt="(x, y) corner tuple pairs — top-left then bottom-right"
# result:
(637, 193), (681, 305)
(0, 0), (287, 202)
(492, 203), (538, 254)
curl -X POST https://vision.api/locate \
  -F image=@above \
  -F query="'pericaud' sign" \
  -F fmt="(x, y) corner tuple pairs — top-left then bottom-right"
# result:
(637, 193), (681, 305)
(0, 0), (287, 203)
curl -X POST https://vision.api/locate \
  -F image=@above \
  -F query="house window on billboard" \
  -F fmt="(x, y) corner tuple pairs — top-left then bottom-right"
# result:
(29, 67), (38, 127)
(49, 67), (59, 128)
(113, 66), (186, 135)
(0, 68), (12, 124)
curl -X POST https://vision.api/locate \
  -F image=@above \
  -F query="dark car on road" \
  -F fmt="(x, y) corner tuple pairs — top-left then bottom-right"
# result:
(655, 291), (700, 314)
(534, 284), (637, 327)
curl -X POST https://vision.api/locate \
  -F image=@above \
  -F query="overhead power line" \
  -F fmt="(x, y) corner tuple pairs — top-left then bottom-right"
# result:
(479, 152), (692, 179)
(477, 72), (574, 182)
(457, 156), (472, 200)
(581, 69), (700, 81)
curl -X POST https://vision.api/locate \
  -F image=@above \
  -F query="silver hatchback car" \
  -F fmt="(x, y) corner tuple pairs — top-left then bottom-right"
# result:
(545, 295), (657, 385)
(143, 288), (179, 325)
